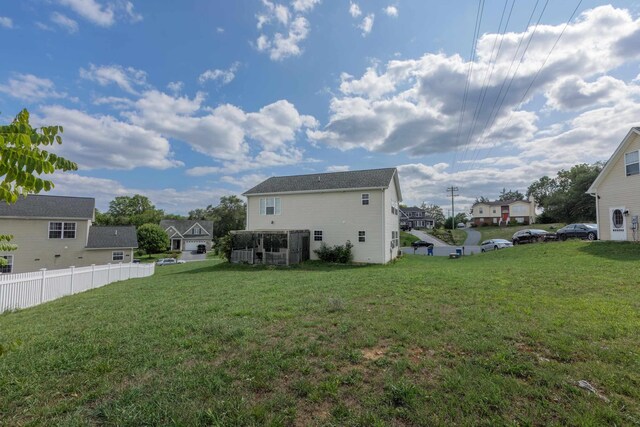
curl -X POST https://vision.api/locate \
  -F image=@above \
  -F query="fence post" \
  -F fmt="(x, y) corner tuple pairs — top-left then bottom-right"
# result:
(69, 266), (75, 294)
(39, 268), (47, 303)
(91, 264), (96, 287)
(118, 262), (122, 281)
(107, 263), (112, 283)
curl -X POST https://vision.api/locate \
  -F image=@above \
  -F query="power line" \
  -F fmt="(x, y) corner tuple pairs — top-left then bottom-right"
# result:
(468, 0), (583, 170)
(450, 0), (486, 175)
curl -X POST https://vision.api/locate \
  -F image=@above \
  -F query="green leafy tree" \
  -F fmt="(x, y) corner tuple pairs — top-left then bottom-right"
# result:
(137, 223), (170, 256)
(187, 208), (208, 220)
(106, 194), (164, 226)
(543, 163), (602, 223)
(527, 176), (558, 207)
(474, 196), (491, 204)
(498, 188), (525, 202)
(444, 212), (468, 229)
(420, 203), (446, 228)
(188, 196), (246, 239)
(0, 109), (77, 257)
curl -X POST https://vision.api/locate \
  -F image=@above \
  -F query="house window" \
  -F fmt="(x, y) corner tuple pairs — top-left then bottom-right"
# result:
(391, 231), (399, 249)
(625, 151), (639, 176)
(112, 251), (124, 261)
(612, 209), (624, 228)
(492, 209), (496, 214)
(192, 226), (202, 235)
(314, 230), (323, 241)
(0, 255), (13, 273)
(361, 194), (369, 205)
(358, 231), (366, 242)
(259, 197), (281, 215)
(479, 208), (484, 214)
(49, 222), (76, 239)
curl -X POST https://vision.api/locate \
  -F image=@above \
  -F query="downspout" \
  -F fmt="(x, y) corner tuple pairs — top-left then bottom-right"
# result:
(381, 188), (386, 263)
(588, 191), (600, 238)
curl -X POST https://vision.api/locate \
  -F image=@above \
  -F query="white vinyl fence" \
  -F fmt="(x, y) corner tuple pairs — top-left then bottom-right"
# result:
(0, 262), (155, 314)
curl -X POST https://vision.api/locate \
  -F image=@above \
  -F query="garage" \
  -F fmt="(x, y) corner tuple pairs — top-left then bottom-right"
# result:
(184, 240), (208, 251)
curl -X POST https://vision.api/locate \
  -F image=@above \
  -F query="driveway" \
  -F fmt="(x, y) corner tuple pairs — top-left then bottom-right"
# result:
(408, 229), (448, 247)
(402, 245), (481, 257)
(180, 251), (207, 262)
(463, 227), (481, 246)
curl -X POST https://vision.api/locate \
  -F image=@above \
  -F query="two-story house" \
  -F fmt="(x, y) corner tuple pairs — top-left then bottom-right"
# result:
(399, 206), (435, 229)
(234, 168), (403, 265)
(160, 219), (214, 251)
(587, 127), (640, 241)
(470, 199), (536, 226)
(0, 195), (138, 274)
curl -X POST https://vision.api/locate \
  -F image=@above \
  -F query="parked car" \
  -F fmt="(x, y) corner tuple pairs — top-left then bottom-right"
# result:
(156, 258), (177, 266)
(512, 229), (556, 245)
(555, 223), (598, 241)
(480, 239), (513, 252)
(176, 259), (186, 264)
(132, 258), (141, 264)
(411, 240), (434, 248)
(196, 244), (207, 254)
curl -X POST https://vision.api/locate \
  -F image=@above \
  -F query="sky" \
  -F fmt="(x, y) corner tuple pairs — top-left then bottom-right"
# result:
(2, 0), (640, 216)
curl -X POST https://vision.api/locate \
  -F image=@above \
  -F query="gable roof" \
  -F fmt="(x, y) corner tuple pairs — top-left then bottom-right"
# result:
(472, 199), (531, 207)
(243, 168), (399, 196)
(0, 195), (94, 219)
(159, 219), (214, 236)
(587, 127), (640, 194)
(86, 226), (138, 249)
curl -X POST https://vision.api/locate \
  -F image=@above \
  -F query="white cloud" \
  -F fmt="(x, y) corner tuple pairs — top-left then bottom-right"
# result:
(198, 62), (240, 85)
(51, 12), (79, 33)
(349, 2), (362, 18)
(311, 5), (640, 169)
(220, 173), (270, 190)
(359, 13), (374, 36)
(123, 1), (143, 23)
(255, 0), (314, 61)
(383, 6), (398, 17)
(0, 74), (65, 101)
(93, 95), (135, 109)
(58, 0), (114, 26)
(217, 27), (224, 33)
(291, 0), (320, 13)
(326, 165), (350, 172)
(49, 173), (233, 215)
(79, 63), (148, 94)
(166, 81), (184, 94)
(38, 105), (182, 170)
(0, 16), (13, 29)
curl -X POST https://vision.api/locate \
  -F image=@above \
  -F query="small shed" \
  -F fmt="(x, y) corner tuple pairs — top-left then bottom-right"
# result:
(230, 230), (310, 266)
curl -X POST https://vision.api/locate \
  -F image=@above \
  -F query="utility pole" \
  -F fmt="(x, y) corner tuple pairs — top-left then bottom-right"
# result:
(446, 186), (459, 230)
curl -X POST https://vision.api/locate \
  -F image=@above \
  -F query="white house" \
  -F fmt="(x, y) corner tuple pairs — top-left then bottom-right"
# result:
(238, 168), (403, 264)
(587, 127), (640, 241)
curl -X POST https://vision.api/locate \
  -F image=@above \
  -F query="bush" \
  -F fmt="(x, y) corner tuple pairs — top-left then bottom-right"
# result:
(314, 241), (353, 263)
(217, 233), (233, 261)
(509, 218), (519, 226)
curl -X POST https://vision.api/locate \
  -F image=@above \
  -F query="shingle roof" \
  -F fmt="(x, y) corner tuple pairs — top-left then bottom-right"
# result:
(0, 195), (94, 219)
(472, 199), (530, 207)
(159, 219), (214, 236)
(243, 168), (397, 195)
(86, 226), (138, 249)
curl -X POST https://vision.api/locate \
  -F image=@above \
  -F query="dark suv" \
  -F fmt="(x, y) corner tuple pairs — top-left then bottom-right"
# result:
(411, 240), (434, 248)
(196, 244), (207, 254)
(512, 229), (556, 245)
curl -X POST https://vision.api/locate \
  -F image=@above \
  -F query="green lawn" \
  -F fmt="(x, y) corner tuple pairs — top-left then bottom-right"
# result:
(1, 242), (639, 425)
(477, 223), (565, 242)
(425, 228), (468, 245)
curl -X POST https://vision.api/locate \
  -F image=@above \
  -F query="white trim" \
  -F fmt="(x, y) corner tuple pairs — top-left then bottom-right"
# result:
(0, 254), (14, 274)
(164, 226), (183, 238)
(112, 251), (125, 261)
(588, 128), (640, 193)
(183, 222), (211, 236)
(244, 186), (388, 197)
(48, 221), (77, 239)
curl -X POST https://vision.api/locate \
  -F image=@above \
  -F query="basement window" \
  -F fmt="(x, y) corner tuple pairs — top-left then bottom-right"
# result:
(0, 255), (13, 273)
(625, 151), (639, 176)
(314, 230), (323, 241)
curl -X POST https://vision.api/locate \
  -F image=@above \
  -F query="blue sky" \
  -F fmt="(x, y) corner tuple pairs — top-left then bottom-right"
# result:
(2, 0), (640, 215)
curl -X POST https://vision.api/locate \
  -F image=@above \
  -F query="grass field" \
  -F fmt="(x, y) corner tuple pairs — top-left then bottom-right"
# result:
(477, 223), (565, 242)
(1, 242), (639, 425)
(425, 228), (467, 245)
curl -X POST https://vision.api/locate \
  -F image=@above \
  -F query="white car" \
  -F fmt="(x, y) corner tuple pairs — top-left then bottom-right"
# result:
(156, 258), (177, 266)
(480, 239), (513, 252)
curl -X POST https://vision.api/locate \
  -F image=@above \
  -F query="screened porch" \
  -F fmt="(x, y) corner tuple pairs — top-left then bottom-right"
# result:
(229, 230), (310, 266)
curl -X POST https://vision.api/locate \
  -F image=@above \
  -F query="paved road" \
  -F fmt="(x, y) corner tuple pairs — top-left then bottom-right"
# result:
(180, 251), (207, 262)
(408, 229), (449, 247)
(463, 227), (481, 246)
(402, 245), (481, 256)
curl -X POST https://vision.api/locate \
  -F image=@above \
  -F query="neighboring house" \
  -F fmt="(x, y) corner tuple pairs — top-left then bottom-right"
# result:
(399, 206), (435, 229)
(0, 195), (138, 274)
(587, 127), (640, 241)
(236, 168), (403, 265)
(160, 219), (214, 251)
(470, 199), (536, 226)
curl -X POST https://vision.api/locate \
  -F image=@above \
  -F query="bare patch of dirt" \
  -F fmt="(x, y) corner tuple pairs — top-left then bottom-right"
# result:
(294, 400), (332, 427)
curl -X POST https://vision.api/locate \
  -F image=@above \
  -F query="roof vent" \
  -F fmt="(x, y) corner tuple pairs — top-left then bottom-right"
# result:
(114, 230), (118, 236)
(317, 176), (321, 182)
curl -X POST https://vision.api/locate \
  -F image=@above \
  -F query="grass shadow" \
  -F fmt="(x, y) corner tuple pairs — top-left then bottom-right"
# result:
(172, 260), (376, 275)
(577, 241), (640, 261)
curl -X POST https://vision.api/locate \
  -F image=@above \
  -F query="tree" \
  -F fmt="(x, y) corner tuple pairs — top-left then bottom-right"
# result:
(188, 196), (246, 239)
(444, 212), (468, 229)
(526, 176), (558, 207)
(106, 194), (164, 227)
(543, 163), (602, 223)
(137, 223), (170, 256)
(188, 208), (208, 220)
(0, 109), (77, 256)
(498, 188), (525, 202)
(420, 203), (446, 228)
(474, 196), (491, 204)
